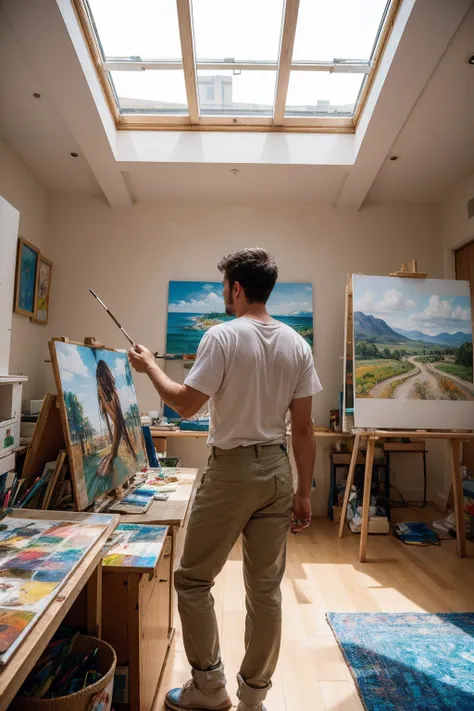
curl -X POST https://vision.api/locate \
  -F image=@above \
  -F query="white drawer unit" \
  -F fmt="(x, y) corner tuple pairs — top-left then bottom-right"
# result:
(0, 451), (15, 477)
(0, 376), (27, 456)
(0, 380), (23, 422)
(0, 420), (20, 456)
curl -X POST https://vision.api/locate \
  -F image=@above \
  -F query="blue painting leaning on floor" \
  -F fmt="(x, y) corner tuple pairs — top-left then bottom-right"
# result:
(166, 281), (313, 355)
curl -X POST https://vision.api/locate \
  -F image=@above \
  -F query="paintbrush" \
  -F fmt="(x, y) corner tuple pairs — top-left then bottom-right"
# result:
(89, 289), (137, 349)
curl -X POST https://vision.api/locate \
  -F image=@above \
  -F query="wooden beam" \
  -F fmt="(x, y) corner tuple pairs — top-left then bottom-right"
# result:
(104, 60), (370, 74)
(176, 0), (199, 124)
(273, 0), (300, 126)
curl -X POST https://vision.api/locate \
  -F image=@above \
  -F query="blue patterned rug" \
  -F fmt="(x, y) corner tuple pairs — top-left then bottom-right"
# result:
(327, 612), (474, 711)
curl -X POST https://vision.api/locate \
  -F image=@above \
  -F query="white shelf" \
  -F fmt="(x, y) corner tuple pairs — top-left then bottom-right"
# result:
(0, 375), (28, 383)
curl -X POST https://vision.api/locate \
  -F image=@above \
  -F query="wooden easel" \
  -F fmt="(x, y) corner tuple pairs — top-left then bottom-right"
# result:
(339, 262), (473, 561)
(339, 429), (473, 561)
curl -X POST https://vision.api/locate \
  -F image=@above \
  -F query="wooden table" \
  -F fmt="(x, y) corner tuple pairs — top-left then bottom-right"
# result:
(122, 468), (199, 639)
(150, 428), (353, 442)
(0, 510), (118, 711)
(339, 430), (474, 563)
(102, 525), (171, 711)
(121, 468), (199, 528)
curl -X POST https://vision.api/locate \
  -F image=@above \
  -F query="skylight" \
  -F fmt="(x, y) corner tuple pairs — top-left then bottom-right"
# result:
(77, 0), (399, 131)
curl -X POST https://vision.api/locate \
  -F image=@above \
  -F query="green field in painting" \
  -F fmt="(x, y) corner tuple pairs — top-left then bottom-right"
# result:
(376, 342), (439, 355)
(435, 362), (473, 383)
(355, 359), (415, 397)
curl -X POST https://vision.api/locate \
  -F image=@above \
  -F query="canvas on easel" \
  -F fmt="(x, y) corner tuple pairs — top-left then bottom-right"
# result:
(351, 275), (474, 429)
(49, 340), (146, 511)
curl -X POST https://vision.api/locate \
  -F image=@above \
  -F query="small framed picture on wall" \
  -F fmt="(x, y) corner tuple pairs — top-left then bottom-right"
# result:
(32, 255), (53, 325)
(14, 237), (39, 317)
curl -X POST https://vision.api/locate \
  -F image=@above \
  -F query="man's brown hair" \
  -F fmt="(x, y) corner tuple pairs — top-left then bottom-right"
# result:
(218, 248), (278, 304)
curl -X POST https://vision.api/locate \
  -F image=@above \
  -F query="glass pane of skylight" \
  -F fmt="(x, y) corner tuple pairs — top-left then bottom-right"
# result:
(293, 0), (389, 62)
(197, 70), (276, 116)
(192, 0), (285, 61)
(285, 72), (365, 116)
(111, 71), (188, 114)
(87, 0), (182, 60)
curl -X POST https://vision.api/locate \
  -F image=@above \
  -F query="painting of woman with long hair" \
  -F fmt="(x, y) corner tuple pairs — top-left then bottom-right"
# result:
(52, 341), (146, 509)
(96, 359), (138, 481)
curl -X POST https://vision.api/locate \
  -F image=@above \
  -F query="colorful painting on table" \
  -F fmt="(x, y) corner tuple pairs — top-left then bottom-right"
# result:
(50, 342), (146, 510)
(352, 275), (474, 429)
(166, 281), (313, 355)
(103, 524), (167, 571)
(0, 516), (112, 663)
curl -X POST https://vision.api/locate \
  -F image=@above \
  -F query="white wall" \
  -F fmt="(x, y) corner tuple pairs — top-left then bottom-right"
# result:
(442, 170), (474, 274)
(0, 135), (49, 401)
(42, 194), (443, 512)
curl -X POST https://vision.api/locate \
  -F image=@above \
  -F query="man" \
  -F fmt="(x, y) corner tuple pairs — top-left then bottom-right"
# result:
(129, 248), (322, 711)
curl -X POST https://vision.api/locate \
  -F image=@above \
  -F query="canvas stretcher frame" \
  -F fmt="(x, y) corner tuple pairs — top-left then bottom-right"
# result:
(49, 338), (147, 511)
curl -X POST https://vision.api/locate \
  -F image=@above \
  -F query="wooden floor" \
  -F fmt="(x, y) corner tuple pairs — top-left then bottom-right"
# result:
(154, 507), (474, 710)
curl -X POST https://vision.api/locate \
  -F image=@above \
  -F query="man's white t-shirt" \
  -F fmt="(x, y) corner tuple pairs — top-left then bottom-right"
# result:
(184, 316), (322, 449)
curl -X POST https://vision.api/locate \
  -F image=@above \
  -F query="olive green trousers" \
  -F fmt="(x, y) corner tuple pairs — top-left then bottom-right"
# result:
(174, 443), (293, 690)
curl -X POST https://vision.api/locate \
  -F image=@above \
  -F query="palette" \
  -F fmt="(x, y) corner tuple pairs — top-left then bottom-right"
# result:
(103, 524), (167, 574)
(107, 485), (155, 515)
(0, 514), (114, 664)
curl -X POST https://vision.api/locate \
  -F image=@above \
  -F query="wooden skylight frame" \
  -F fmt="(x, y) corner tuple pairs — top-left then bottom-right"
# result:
(73, 0), (401, 134)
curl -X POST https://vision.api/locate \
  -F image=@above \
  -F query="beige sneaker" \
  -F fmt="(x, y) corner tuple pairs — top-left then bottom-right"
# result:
(165, 665), (232, 711)
(236, 674), (269, 711)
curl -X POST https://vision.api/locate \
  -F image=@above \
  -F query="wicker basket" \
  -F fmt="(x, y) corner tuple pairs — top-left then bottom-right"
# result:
(11, 635), (117, 711)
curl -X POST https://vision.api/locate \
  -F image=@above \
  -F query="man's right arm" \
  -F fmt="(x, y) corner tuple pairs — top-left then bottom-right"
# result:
(289, 396), (316, 531)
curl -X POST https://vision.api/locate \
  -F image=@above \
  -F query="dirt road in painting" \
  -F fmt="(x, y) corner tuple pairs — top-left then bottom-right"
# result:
(392, 359), (439, 399)
(368, 360), (418, 398)
(431, 363), (474, 396)
(369, 357), (474, 400)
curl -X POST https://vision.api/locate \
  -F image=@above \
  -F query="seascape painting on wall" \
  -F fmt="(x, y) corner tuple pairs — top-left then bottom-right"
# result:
(352, 275), (474, 429)
(14, 238), (39, 317)
(49, 341), (146, 510)
(166, 281), (313, 355)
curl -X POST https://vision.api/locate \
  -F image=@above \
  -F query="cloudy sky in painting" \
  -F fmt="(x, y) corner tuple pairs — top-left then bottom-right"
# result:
(168, 281), (313, 316)
(55, 343), (138, 433)
(353, 275), (472, 336)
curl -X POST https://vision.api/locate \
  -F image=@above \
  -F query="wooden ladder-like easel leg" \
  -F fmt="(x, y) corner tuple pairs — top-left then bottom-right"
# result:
(449, 439), (467, 558)
(338, 434), (361, 538)
(359, 438), (376, 563)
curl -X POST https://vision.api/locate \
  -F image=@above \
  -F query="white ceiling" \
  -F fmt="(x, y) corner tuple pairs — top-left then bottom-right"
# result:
(0, 1), (473, 206)
(122, 163), (347, 203)
(0, 8), (101, 195)
(369, 4), (474, 202)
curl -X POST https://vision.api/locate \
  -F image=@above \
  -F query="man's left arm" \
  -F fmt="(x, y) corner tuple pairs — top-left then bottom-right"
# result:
(128, 333), (224, 418)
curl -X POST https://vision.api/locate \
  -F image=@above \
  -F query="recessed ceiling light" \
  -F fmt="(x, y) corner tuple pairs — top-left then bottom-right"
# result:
(70, 152), (79, 158)
(466, 53), (474, 65)
(33, 93), (41, 99)
(230, 168), (239, 174)
(389, 155), (398, 161)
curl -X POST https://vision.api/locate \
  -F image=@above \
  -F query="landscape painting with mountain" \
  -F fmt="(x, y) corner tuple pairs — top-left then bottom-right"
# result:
(51, 342), (146, 510)
(167, 281), (313, 354)
(352, 275), (473, 403)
